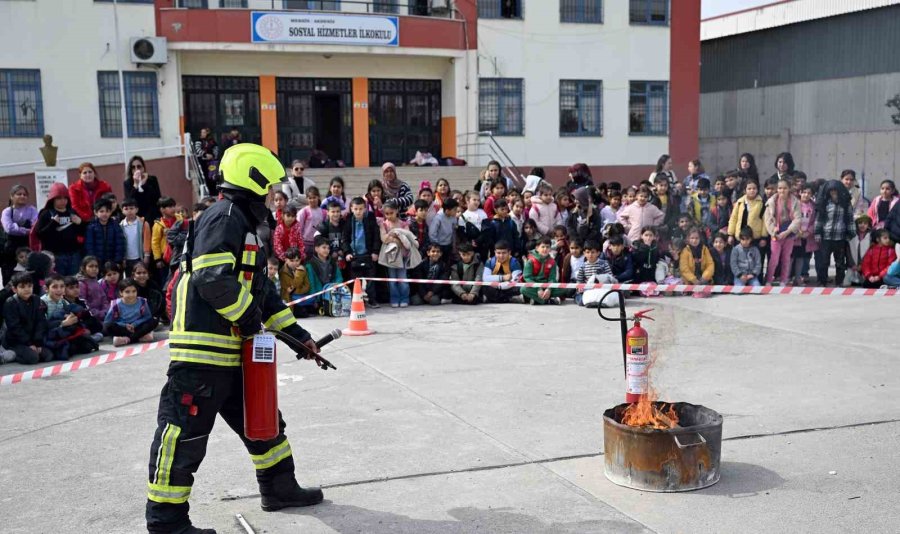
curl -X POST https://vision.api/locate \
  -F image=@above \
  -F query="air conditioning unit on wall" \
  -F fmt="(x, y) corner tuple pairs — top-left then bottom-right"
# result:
(130, 37), (168, 65)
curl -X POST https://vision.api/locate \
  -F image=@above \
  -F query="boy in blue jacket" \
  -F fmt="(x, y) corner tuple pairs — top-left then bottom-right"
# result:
(482, 240), (522, 303)
(601, 235), (634, 283)
(85, 199), (126, 268)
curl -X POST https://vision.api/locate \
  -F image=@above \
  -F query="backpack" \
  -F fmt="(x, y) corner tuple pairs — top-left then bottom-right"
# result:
(319, 284), (351, 317)
(527, 254), (554, 280)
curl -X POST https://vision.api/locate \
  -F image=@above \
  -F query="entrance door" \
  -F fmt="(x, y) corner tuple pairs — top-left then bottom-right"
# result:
(276, 78), (352, 167)
(314, 94), (341, 162)
(368, 79), (441, 166)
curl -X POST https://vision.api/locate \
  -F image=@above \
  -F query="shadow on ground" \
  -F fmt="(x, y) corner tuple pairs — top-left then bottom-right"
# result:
(695, 461), (786, 497)
(285, 503), (648, 534)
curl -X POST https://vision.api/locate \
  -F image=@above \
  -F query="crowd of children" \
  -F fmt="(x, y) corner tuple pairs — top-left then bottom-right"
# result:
(2, 153), (899, 366)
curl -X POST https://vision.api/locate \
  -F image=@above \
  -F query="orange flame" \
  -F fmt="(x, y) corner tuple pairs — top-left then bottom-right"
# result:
(621, 393), (679, 430)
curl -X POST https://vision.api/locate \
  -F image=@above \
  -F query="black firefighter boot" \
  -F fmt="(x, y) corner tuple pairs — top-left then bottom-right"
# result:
(260, 472), (324, 512)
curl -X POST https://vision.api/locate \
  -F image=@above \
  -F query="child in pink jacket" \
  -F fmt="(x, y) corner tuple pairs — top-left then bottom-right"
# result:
(617, 186), (665, 243)
(528, 184), (562, 235)
(296, 186), (323, 261)
(791, 184), (819, 285)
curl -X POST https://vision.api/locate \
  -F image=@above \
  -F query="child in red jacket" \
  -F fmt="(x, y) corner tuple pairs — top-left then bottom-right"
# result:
(860, 229), (897, 288)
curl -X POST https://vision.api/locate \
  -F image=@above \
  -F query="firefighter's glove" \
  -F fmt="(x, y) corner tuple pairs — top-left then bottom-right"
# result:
(236, 309), (263, 338)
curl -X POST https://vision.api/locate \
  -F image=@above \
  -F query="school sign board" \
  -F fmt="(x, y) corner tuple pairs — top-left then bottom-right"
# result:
(34, 168), (68, 209)
(251, 12), (399, 47)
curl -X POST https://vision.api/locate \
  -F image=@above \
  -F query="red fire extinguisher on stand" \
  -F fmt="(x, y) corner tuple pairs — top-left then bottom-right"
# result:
(625, 309), (654, 404)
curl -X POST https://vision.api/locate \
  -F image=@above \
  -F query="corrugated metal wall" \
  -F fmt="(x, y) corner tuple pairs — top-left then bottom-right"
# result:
(701, 4), (900, 93)
(700, 71), (900, 138)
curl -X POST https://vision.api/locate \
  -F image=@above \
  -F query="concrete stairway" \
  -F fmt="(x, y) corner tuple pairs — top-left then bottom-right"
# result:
(303, 166), (480, 198)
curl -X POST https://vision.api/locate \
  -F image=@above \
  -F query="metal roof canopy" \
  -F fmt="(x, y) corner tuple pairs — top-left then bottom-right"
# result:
(701, 0), (900, 40)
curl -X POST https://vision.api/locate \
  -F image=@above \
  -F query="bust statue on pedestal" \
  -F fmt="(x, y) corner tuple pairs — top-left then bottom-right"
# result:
(39, 134), (58, 168)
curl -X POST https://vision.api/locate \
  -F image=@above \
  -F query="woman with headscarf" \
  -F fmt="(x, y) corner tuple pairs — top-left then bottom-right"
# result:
(566, 186), (602, 243)
(380, 162), (413, 215)
(68, 162), (112, 222)
(123, 155), (163, 222)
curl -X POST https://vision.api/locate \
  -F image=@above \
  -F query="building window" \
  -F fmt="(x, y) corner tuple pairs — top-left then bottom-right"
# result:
(478, 0), (521, 19)
(221, 0), (248, 7)
(283, 0), (341, 9)
(98, 71), (160, 138)
(629, 81), (668, 136)
(94, 1), (155, 4)
(560, 0), (602, 23)
(629, 0), (668, 25)
(0, 69), (44, 138)
(479, 78), (523, 136)
(373, 0), (398, 13)
(176, 0), (208, 7)
(559, 80), (602, 137)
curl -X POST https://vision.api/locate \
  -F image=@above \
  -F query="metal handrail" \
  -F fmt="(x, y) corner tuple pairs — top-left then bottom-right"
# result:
(457, 130), (525, 188)
(174, 0), (454, 18)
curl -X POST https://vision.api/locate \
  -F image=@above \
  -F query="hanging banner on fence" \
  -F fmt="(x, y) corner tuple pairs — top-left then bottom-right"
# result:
(251, 11), (399, 47)
(34, 168), (68, 209)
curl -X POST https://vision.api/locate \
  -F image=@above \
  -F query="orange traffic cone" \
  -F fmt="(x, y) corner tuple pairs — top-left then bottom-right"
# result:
(343, 279), (374, 336)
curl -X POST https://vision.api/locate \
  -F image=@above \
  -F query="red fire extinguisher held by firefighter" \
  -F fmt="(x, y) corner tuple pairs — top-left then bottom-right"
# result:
(241, 328), (340, 441)
(625, 309), (654, 404)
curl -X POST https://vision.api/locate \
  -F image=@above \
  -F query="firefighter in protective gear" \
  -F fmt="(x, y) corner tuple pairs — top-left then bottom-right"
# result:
(146, 144), (323, 534)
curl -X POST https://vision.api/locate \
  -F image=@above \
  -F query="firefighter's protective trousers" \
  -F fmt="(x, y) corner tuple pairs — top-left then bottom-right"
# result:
(146, 198), (311, 533)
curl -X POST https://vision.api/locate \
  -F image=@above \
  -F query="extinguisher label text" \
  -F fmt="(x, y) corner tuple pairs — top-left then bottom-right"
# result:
(252, 334), (276, 363)
(627, 336), (648, 356)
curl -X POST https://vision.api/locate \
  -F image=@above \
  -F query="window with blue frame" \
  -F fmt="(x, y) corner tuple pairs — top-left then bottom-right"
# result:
(0, 69), (44, 138)
(373, 0), (400, 13)
(560, 0), (602, 24)
(283, 0), (341, 9)
(221, 0), (248, 7)
(629, 81), (668, 136)
(629, 0), (668, 25)
(175, 0), (207, 7)
(479, 78), (523, 136)
(559, 80), (602, 136)
(98, 71), (160, 138)
(478, 0), (521, 19)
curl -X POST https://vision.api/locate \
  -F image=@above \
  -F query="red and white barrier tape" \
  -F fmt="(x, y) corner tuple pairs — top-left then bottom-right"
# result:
(0, 340), (169, 387)
(357, 277), (900, 297)
(284, 279), (355, 307)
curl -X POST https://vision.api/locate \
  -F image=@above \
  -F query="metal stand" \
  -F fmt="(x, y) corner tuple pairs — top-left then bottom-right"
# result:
(597, 290), (628, 376)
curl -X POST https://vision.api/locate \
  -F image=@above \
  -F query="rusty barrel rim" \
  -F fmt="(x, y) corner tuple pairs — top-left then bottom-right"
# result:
(602, 401), (723, 433)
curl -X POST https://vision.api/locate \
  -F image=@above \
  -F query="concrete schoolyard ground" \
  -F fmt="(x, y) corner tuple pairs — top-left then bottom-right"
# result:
(1, 293), (897, 533)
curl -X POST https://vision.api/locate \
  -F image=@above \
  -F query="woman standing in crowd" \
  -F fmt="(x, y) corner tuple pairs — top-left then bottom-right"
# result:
(380, 162), (413, 214)
(839, 169), (868, 218)
(1, 185), (38, 280)
(282, 159), (316, 208)
(867, 179), (898, 229)
(567, 163), (594, 192)
(37, 183), (85, 275)
(771, 152), (795, 183)
(68, 163), (112, 222)
(739, 153), (759, 184)
(683, 159), (708, 194)
(649, 154), (677, 189)
(123, 155), (162, 223)
(474, 160), (502, 200)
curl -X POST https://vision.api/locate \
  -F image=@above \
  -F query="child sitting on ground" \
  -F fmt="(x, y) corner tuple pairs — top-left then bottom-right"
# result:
(411, 243), (448, 306)
(601, 235), (634, 283)
(679, 228), (715, 297)
(104, 278), (158, 347)
(711, 233), (733, 285)
(550, 225), (569, 260)
(65, 275), (103, 341)
(860, 229), (897, 288)
(131, 262), (166, 323)
(846, 214), (872, 287)
(559, 238), (585, 286)
(632, 227), (661, 283)
(77, 255), (109, 323)
(482, 240), (522, 304)
(280, 247), (312, 318)
(450, 242), (483, 305)
(575, 240), (615, 306)
(521, 237), (566, 305)
(1, 273), (52, 364)
(100, 263), (121, 305)
(42, 274), (96, 360)
(730, 227), (762, 287)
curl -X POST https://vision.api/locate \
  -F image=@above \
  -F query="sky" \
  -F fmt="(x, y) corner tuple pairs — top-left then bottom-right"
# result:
(702, 0), (781, 19)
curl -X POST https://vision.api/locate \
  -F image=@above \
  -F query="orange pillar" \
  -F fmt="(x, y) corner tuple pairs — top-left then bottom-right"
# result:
(259, 75), (278, 154)
(352, 77), (370, 167)
(441, 117), (457, 158)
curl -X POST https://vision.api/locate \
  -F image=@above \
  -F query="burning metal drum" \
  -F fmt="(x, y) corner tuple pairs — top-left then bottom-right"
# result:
(603, 402), (723, 492)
